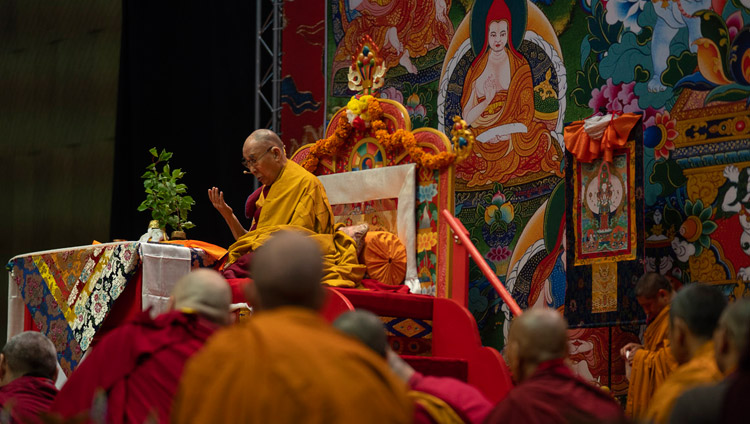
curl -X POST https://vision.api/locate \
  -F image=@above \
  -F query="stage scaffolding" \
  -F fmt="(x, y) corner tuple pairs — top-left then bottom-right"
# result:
(254, 0), (282, 133)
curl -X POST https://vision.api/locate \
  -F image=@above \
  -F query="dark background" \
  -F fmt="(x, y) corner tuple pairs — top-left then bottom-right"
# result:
(1, 0), (266, 340)
(112, 1), (259, 247)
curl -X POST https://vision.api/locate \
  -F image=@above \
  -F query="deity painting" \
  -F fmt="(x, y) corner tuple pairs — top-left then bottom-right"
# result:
(438, 0), (566, 190)
(574, 149), (636, 265)
(331, 0), (454, 75)
(457, 0), (561, 187)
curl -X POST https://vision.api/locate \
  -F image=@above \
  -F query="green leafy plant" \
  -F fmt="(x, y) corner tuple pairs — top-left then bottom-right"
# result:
(137, 148), (195, 233)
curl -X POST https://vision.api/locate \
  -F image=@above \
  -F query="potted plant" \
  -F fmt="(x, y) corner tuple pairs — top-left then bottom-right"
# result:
(137, 148), (195, 239)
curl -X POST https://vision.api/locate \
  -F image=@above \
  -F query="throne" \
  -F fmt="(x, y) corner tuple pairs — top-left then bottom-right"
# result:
(290, 38), (513, 402)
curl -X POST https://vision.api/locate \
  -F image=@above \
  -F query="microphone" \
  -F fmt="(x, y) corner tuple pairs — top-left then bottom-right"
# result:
(243, 170), (252, 175)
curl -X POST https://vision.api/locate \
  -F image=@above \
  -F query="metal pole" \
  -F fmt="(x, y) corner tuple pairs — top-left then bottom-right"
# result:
(441, 209), (523, 317)
(271, 0), (280, 132)
(254, 0), (261, 130)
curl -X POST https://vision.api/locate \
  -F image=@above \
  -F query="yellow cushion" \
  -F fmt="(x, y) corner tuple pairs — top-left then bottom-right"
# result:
(361, 231), (407, 285)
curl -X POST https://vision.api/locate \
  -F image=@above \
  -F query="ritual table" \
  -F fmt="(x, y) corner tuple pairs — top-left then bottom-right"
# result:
(6, 241), (221, 376)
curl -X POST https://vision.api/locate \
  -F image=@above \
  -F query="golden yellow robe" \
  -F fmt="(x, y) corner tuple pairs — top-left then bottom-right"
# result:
(227, 160), (365, 287)
(253, 160), (334, 235)
(172, 307), (414, 423)
(625, 305), (678, 418)
(643, 341), (723, 424)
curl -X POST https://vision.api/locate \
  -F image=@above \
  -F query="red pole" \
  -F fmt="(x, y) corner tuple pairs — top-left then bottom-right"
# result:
(441, 209), (523, 318)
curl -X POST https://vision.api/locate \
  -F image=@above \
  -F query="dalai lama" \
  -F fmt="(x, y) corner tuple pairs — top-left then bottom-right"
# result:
(208, 129), (364, 287)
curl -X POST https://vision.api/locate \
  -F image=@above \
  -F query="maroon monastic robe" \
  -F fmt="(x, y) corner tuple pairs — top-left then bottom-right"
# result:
(409, 372), (493, 424)
(483, 359), (623, 424)
(0, 375), (57, 423)
(50, 310), (217, 423)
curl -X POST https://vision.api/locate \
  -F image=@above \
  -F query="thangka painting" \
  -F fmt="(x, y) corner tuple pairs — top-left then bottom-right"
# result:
(564, 118), (646, 327)
(573, 145), (636, 265)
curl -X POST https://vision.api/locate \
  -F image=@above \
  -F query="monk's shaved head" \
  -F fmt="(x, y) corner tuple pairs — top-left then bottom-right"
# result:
(1, 331), (57, 382)
(635, 272), (673, 298)
(245, 129), (284, 150)
(333, 310), (388, 357)
(507, 309), (568, 383)
(510, 309), (568, 362)
(250, 231), (325, 311)
(172, 269), (232, 325)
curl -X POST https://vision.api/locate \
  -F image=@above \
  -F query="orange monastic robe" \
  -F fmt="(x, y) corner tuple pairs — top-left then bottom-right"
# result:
(172, 307), (413, 423)
(643, 341), (723, 424)
(334, 0), (453, 70)
(457, 48), (560, 187)
(625, 304), (678, 418)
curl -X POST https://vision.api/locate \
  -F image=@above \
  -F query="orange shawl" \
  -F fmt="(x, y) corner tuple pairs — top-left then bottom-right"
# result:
(643, 341), (723, 424)
(172, 307), (413, 423)
(625, 304), (679, 418)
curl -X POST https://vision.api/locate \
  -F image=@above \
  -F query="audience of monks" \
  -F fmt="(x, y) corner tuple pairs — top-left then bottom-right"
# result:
(643, 283), (727, 423)
(669, 298), (750, 424)
(0, 332), (58, 423)
(49, 269), (232, 423)
(3, 265), (749, 424)
(172, 231), (413, 423)
(620, 272), (678, 418)
(332, 309), (494, 424)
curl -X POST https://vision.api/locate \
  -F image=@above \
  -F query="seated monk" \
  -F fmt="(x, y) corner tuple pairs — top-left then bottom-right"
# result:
(0, 332), (59, 423)
(333, 309), (493, 424)
(643, 283), (727, 424)
(173, 231), (413, 423)
(670, 298), (750, 423)
(49, 269), (232, 423)
(484, 309), (622, 424)
(209, 129), (364, 286)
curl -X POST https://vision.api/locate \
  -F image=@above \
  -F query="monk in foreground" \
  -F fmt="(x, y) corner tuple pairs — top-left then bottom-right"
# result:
(0, 332), (58, 423)
(620, 272), (678, 418)
(669, 298), (750, 423)
(210, 129), (364, 286)
(643, 283), (726, 423)
(333, 309), (493, 424)
(172, 231), (413, 423)
(484, 309), (622, 424)
(50, 269), (232, 423)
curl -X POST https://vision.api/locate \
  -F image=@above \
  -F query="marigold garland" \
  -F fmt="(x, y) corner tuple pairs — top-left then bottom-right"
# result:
(301, 96), (460, 172)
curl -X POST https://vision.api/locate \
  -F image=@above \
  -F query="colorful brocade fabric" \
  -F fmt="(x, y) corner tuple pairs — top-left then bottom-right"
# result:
(6, 242), (221, 376)
(7, 242), (141, 375)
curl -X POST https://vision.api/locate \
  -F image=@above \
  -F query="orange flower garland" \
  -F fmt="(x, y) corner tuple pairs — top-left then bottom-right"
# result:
(301, 96), (460, 172)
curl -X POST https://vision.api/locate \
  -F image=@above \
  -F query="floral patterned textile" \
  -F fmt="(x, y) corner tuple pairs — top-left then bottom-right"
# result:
(7, 242), (140, 375)
(6, 242), (221, 376)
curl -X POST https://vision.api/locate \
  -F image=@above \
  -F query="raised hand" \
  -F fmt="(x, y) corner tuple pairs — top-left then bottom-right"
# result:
(483, 76), (498, 98)
(208, 187), (233, 217)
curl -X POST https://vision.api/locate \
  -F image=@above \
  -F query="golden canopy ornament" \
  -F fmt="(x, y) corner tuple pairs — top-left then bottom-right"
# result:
(301, 36), (473, 173)
(347, 35), (386, 95)
(301, 95), (474, 172)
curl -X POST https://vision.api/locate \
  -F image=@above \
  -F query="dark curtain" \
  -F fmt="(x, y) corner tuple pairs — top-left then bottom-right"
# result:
(111, 1), (258, 248)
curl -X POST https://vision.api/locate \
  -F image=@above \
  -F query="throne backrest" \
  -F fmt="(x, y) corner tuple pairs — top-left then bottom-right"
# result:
(291, 98), (454, 296)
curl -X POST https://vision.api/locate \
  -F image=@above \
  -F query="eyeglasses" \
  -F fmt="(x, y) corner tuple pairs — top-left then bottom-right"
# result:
(241, 146), (273, 169)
